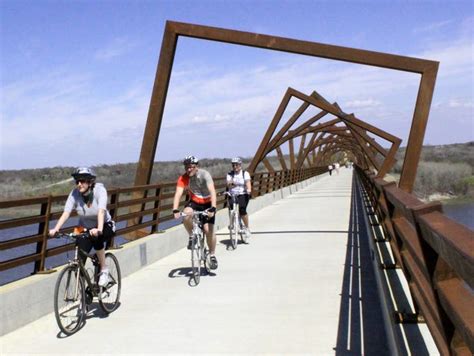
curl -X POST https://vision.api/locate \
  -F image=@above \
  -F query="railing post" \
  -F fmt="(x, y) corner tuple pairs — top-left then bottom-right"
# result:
(35, 195), (52, 273)
(258, 173), (264, 197)
(151, 186), (162, 234)
(108, 188), (119, 248)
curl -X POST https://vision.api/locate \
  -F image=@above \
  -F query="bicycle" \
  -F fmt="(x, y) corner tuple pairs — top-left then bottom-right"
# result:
(180, 211), (211, 286)
(53, 231), (121, 335)
(223, 191), (249, 249)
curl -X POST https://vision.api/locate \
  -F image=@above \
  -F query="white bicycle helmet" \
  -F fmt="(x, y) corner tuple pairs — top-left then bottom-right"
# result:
(183, 155), (199, 165)
(71, 167), (96, 181)
(231, 157), (242, 164)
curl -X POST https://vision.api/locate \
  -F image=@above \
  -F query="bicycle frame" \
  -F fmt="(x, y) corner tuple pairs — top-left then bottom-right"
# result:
(181, 211), (210, 285)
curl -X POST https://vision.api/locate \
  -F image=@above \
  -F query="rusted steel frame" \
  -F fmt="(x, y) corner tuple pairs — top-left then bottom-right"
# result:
(0, 215), (46, 230)
(115, 206), (161, 223)
(295, 133), (307, 168)
(0, 195), (49, 208)
(292, 89), (398, 174)
(134, 22), (178, 187)
(436, 278), (474, 354)
(1, 253), (42, 272)
(271, 108), (332, 150)
(296, 132), (318, 169)
(262, 158), (275, 173)
(135, 21), (436, 190)
(381, 182), (465, 353)
(264, 92), (314, 156)
(0, 234), (43, 250)
(289, 138), (295, 170)
(248, 88), (292, 173)
(170, 21), (434, 71)
(275, 146), (288, 170)
(343, 125), (381, 171)
(36, 195), (52, 272)
(414, 208), (474, 291)
(399, 67), (438, 192)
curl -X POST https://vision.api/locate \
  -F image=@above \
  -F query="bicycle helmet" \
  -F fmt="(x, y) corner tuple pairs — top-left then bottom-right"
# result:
(231, 157), (242, 165)
(71, 167), (96, 181)
(183, 155), (199, 165)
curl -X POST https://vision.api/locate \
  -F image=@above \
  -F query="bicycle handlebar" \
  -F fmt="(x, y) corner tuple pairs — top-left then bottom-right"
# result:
(55, 231), (91, 240)
(179, 210), (210, 218)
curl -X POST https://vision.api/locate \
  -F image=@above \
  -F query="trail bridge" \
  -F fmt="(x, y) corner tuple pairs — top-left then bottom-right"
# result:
(1, 22), (473, 355)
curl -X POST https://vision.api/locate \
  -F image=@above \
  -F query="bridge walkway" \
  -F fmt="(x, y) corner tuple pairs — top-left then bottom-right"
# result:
(2, 168), (389, 354)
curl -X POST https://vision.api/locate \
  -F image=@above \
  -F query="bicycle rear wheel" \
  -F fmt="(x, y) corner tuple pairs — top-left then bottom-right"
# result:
(54, 266), (86, 336)
(191, 234), (201, 285)
(99, 253), (122, 313)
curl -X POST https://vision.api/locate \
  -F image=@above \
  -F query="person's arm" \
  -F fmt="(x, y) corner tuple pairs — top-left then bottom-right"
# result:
(245, 179), (252, 196)
(172, 186), (185, 219)
(49, 191), (75, 236)
(226, 173), (234, 188)
(207, 181), (217, 217)
(90, 209), (105, 237)
(49, 211), (71, 236)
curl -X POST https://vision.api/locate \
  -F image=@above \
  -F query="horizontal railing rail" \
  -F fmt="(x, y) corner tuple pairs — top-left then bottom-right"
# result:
(356, 167), (473, 356)
(0, 167), (326, 281)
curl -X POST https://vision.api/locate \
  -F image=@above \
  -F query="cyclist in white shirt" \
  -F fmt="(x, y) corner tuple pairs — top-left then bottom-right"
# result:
(226, 157), (252, 239)
(49, 167), (115, 287)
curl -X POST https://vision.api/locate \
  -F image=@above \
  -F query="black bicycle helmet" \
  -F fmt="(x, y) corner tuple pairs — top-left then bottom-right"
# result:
(71, 167), (96, 181)
(183, 155), (199, 165)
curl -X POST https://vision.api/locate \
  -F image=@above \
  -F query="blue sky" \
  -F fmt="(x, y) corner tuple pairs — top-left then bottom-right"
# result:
(1, 0), (473, 170)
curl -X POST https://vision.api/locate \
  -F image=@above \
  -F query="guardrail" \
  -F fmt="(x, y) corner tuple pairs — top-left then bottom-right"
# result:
(0, 167), (325, 282)
(356, 167), (474, 356)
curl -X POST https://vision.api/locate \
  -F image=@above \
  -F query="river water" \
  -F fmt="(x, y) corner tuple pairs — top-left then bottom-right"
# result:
(442, 201), (474, 229)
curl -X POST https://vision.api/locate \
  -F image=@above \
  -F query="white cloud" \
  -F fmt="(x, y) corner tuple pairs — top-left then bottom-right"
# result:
(344, 99), (382, 109)
(95, 37), (138, 62)
(413, 20), (453, 34)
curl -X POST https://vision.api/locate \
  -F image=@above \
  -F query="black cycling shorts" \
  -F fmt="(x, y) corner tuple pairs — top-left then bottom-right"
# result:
(77, 221), (115, 264)
(228, 194), (250, 216)
(185, 201), (215, 225)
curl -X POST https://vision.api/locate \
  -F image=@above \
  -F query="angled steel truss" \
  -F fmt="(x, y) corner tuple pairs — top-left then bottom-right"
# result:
(135, 21), (438, 192)
(249, 87), (402, 178)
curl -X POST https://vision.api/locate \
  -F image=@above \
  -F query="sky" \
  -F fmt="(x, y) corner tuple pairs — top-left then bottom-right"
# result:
(1, 0), (473, 170)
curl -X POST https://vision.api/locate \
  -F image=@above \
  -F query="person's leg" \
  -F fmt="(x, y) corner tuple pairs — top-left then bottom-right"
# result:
(182, 206), (194, 235)
(203, 223), (216, 254)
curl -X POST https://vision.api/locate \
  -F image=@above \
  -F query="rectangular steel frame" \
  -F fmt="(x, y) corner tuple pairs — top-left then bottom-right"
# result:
(135, 20), (438, 193)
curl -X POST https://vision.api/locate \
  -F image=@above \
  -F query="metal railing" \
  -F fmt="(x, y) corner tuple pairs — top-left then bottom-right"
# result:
(0, 167), (325, 282)
(356, 167), (473, 356)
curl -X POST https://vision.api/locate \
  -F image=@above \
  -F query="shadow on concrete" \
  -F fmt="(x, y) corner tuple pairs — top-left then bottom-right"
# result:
(334, 175), (389, 355)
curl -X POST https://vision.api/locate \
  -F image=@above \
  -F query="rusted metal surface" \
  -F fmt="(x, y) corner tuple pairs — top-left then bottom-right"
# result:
(356, 167), (474, 355)
(247, 87), (402, 180)
(135, 21), (437, 193)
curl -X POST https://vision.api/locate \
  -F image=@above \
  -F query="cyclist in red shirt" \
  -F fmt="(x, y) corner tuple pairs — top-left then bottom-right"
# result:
(172, 156), (218, 270)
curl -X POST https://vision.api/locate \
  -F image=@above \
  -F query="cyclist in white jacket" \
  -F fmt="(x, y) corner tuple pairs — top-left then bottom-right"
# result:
(226, 157), (252, 239)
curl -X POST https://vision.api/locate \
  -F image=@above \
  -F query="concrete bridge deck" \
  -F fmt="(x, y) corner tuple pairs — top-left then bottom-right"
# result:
(1, 169), (430, 354)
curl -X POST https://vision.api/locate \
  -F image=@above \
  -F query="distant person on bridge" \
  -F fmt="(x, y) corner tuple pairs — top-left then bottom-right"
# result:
(328, 164), (333, 176)
(172, 156), (218, 270)
(48, 167), (116, 287)
(226, 157), (252, 240)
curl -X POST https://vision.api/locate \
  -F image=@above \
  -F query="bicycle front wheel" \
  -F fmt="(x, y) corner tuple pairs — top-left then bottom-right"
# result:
(54, 266), (86, 336)
(99, 253), (122, 313)
(231, 211), (239, 249)
(191, 235), (201, 285)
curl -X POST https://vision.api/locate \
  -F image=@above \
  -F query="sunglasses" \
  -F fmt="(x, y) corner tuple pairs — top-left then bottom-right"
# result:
(185, 165), (197, 169)
(232, 163), (241, 166)
(75, 179), (90, 185)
